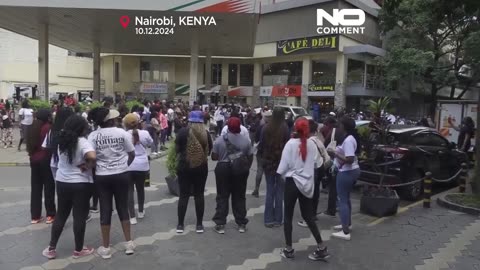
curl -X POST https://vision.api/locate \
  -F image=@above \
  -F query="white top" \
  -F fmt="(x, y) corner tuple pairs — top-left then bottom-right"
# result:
(277, 138), (317, 198)
(81, 112), (88, 120)
(127, 130), (153, 172)
(55, 137), (95, 183)
(41, 131), (57, 169)
(167, 108), (175, 121)
(88, 127), (135, 176)
(335, 135), (359, 172)
(19, 108), (34, 125)
(221, 125), (251, 143)
(214, 110), (225, 122)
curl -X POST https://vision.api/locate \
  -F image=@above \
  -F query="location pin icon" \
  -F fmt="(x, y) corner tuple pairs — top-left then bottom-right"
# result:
(120, 16), (130, 29)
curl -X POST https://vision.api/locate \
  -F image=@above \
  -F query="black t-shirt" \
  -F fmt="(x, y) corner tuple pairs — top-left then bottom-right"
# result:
(2, 116), (11, 129)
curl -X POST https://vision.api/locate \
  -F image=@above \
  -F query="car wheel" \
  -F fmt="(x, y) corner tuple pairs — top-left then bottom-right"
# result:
(397, 171), (424, 201)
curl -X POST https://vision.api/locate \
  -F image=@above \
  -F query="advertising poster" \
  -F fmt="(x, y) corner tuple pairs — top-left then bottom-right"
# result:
(438, 103), (463, 143)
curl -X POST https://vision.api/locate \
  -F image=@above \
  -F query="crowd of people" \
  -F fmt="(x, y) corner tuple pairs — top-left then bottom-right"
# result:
(13, 95), (475, 263)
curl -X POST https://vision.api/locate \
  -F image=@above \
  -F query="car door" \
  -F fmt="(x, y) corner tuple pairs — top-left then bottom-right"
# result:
(412, 132), (450, 179)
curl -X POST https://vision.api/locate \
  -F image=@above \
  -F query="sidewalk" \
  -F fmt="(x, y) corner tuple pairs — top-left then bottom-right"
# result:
(0, 175), (478, 270)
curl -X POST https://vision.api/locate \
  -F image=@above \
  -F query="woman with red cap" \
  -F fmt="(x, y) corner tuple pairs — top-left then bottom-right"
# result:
(211, 117), (253, 234)
(277, 117), (329, 261)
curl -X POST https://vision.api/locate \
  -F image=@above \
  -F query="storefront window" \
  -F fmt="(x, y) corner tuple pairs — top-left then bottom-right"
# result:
(312, 61), (336, 86)
(228, 64), (238, 86)
(141, 61), (169, 83)
(140, 61), (151, 82)
(212, 64), (222, 85)
(347, 59), (365, 85)
(239, 64), (254, 86)
(262, 62), (302, 86)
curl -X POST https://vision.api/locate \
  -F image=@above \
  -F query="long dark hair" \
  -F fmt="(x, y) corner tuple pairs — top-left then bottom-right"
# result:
(58, 115), (89, 164)
(48, 108), (75, 163)
(88, 107), (111, 128)
(264, 107), (288, 150)
(26, 109), (51, 156)
(339, 116), (361, 154)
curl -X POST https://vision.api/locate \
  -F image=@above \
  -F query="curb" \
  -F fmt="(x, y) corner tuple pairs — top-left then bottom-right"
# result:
(437, 193), (480, 215)
(367, 185), (465, 226)
(0, 162), (29, 167)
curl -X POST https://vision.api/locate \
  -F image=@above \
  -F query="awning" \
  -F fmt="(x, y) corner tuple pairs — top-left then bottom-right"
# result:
(343, 45), (385, 57)
(0, 0), (259, 56)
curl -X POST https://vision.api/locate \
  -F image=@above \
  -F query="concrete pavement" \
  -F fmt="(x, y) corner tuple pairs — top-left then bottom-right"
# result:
(0, 157), (479, 270)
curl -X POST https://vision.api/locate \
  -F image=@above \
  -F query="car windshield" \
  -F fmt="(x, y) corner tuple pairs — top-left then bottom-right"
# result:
(292, 108), (307, 116)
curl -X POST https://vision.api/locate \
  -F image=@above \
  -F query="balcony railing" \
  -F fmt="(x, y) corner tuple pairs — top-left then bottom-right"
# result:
(347, 73), (385, 90)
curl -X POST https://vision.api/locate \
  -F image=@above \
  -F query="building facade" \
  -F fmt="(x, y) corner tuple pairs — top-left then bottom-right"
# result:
(0, 29), (96, 101)
(100, 0), (387, 114)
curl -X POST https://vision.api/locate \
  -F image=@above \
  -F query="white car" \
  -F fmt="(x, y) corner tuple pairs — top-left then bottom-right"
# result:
(274, 105), (313, 121)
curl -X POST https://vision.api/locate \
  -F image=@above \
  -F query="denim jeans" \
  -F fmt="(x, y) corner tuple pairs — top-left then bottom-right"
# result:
(264, 173), (284, 225)
(336, 169), (360, 233)
(254, 155), (264, 192)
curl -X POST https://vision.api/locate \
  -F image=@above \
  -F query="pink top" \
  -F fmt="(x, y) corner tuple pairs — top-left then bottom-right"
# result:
(159, 113), (168, 130)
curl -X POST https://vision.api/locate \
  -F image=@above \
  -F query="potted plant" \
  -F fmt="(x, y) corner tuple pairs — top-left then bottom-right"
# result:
(359, 97), (400, 217)
(165, 144), (180, 196)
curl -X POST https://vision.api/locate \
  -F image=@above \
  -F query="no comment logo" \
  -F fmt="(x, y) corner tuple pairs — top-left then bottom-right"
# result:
(316, 9), (365, 34)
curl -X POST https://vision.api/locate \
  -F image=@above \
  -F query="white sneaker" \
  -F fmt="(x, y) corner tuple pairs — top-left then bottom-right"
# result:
(125, 241), (135, 255)
(137, 211), (145, 219)
(130, 218), (137, 225)
(333, 224), (353, 231)
(331, 231), (351, 241)
(297, 220), (308, 228)
(97, 246), (112, 259)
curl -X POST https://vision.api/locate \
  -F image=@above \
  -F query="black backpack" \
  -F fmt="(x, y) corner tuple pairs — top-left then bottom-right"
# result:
(223, 134), (251, 175)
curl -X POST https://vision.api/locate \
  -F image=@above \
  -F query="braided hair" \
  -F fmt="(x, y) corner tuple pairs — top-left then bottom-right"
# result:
(48, 107), (75, 163)
(58, 115), (89, 164)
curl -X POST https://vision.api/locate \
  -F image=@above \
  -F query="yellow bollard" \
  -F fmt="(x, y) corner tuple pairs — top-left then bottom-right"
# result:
(423, 172), (432, 208)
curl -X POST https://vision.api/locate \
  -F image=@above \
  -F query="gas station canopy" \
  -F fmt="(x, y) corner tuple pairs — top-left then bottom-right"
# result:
(0, 0), (259, 56)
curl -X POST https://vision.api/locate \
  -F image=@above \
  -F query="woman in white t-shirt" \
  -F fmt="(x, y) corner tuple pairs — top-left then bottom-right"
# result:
(42, 108), (75, 179)
(88, 107), (136, 259)
(42, 115), (96, 260)
(327, 117), (361, 241)
(18, 100), (34, 151)
(123, 113), (153, 225)
(277, 117), (329, 261)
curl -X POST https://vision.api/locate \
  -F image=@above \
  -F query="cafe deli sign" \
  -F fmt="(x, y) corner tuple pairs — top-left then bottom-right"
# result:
(277, 35), (338, 56)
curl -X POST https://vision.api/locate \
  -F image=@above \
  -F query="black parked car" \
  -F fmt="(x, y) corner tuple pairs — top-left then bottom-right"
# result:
(359, 126), (468, 201)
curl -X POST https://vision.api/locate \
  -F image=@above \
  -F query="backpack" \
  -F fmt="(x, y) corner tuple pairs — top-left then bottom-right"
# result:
(223, 134), (250, 175)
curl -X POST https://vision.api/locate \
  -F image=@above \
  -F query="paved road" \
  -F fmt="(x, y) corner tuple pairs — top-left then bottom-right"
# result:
(0, 157), (479, 270)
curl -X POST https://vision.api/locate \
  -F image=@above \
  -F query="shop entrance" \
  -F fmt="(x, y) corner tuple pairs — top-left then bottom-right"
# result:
(309, 97), (334, 120)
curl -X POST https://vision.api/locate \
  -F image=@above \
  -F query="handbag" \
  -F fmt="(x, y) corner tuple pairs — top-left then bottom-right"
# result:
(326, 128), (336, 151)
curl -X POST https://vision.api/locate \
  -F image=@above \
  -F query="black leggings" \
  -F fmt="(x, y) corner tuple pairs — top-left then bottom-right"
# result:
(284, 178), (323, 247)
(49, 182), (92, 252)
(177, 164), (208, 226)
(128, 171), (146, 218)
(31, 159), (56, 219)
(95, 172), (130, 225)
(313, 166), (325, 216)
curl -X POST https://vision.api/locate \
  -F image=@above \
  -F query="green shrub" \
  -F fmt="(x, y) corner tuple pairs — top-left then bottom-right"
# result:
(89, 101), (103, 109)
(166, 144), (178, 176)
(28, 99), (50, 111)
(126, 100), (144, 112)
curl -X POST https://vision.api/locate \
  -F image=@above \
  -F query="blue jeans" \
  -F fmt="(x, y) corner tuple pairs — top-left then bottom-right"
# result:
(336, 169), (360, 233)
(264, 173), (284, 225)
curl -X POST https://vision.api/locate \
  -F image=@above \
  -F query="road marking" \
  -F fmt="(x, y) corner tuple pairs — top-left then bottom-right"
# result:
(0, 183), (166, 208)
(0, 186), (265, 239)
(20, 204), (267, 270)
(227, 230), (333, 270)
(415, 219), (480, 270)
